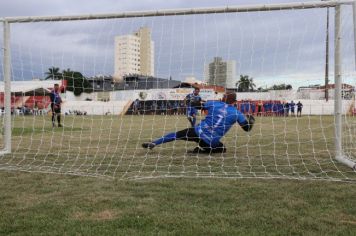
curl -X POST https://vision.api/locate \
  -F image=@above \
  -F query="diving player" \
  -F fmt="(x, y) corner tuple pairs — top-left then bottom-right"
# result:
(142, 92), (255, 154)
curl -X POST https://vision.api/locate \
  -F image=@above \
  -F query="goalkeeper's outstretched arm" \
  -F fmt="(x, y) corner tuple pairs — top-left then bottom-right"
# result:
(240, 114), (255, 132)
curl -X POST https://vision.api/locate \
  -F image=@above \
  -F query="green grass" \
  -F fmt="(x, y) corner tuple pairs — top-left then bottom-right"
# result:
(0, 115), (356, 235)
(11, 127), (84, 136)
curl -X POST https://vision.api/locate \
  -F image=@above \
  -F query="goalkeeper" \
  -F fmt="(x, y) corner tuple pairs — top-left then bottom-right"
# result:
(142, 92), (255, 153)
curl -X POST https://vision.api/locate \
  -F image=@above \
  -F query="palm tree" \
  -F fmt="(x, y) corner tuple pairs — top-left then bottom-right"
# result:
(44, 67), (62, 80)
(236, 75), (256, 92)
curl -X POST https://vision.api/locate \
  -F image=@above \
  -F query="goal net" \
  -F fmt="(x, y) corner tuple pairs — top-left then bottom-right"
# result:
(0, 1), (356, 181)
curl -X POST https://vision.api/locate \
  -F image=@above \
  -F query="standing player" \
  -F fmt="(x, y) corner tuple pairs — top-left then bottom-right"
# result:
(132, 99), (140, 115)
(284, 102), (290, 117)
(142, 92), (255, 153)
(257, 100), (263, 116)
(185, 87), (203, 127)
(50, 84), (62, 127)
(297, 101), (303, 117)
(290, 100), (296, 116)
(173, 101), (179, 115)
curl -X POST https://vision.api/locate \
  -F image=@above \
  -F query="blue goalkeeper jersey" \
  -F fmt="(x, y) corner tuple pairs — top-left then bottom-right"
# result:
(195, 101), (247, 147)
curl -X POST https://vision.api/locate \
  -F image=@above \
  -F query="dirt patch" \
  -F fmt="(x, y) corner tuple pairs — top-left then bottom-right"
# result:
(340, 220), (356, 225)
(93, 210), (116, 220)
(72, 209), (117, 221)
(339, 213), (356, 225)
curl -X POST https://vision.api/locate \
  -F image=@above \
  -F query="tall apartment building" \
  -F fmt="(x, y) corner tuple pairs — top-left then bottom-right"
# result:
(114, 27), (154, 82)
(204, 57), (237, 89)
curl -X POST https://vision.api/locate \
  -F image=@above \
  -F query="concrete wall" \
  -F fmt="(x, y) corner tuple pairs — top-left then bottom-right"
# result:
(63, 90), (355, 115)
(64, 91), (97, 101)
(62, 101), (129, 115)
(295, 100), (353, 115)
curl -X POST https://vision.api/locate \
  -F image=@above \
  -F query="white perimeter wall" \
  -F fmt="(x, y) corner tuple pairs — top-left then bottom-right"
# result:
(63, 90), (355, 115)
(62, 101), (129, 115)
(295, 100), (353, 115)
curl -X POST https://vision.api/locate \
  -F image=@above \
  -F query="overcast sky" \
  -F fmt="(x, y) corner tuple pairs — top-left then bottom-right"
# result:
(0, 0), (355, 88)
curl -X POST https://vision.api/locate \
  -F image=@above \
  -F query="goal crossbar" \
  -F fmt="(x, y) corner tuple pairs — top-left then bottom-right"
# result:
(0, 0), (354, 23)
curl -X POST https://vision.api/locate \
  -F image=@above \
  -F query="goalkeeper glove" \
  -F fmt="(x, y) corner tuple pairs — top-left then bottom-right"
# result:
(241, 114), (255, 132)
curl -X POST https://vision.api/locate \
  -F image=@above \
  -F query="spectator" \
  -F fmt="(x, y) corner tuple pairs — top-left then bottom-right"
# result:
(257, 100), (263, 116)
(152, 101), (158, 115)
(133, 99), (140, 115)
(250, 100), (256, 114)
(179, 100), (185, 115)
(160, 102), (166, 115)
(278, 102), (284, 116)
(33, 102), (39, 116)
(264, 101), (271, 116)
(284, 102), (290, 117)
(297, 101), (303, 117)
(167, 102), (172, 115)
(173, 101), (179, 115)
(290, 100), (296, 116)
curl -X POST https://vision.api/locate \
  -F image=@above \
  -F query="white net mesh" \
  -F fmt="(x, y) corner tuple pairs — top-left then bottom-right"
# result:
(0, 3), (355, 181)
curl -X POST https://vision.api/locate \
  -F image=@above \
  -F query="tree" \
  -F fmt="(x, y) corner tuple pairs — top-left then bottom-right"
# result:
(257, 87), (268, 92)
(286, 84), (293, 90)
(236, 75), (256, 92)
(268, 83), (293, 90)
(62, 69), (93, 96)
(45, 67), (62, 80)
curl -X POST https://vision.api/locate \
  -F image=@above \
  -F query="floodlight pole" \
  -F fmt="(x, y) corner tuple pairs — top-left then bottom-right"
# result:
(2, 20), (11, 155)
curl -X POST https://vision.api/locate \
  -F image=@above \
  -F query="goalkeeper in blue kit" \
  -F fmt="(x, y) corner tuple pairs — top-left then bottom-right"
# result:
(142, 92), (255, 153)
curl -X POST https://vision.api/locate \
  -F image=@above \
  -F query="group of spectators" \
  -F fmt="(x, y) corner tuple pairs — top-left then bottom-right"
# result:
(132, 99), (304, 117)
(10, 103), (47, 116)
(132, 99), (189, 115)
(241, 100), (304, 117)
(64, 110), (87, 116)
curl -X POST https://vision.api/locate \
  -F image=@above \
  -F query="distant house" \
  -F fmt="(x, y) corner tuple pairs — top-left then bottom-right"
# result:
(86, 75), (116, 91)
(87, 74), (182, 91)
(119, 75), (182, 90)
(297, 84), (321, 92)
(174, 82), (225, 93)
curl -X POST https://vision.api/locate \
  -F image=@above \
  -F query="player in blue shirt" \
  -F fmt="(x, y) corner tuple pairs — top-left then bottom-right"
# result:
(290, 100), (296, 116)
(185, 87), (203, 127)
(142, 92), (255, 154)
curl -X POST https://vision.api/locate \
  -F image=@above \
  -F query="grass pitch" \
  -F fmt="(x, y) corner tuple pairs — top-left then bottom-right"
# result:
(0, 115), (356, 235)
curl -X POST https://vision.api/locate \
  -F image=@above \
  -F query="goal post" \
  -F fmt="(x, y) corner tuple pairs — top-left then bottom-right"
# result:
(1, 0), (356, 180)
(1, 20), (11, 155)
(334, 3), (356, 170)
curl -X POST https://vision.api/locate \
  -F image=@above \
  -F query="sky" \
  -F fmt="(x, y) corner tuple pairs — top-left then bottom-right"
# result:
(0, 0), (355, 89)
